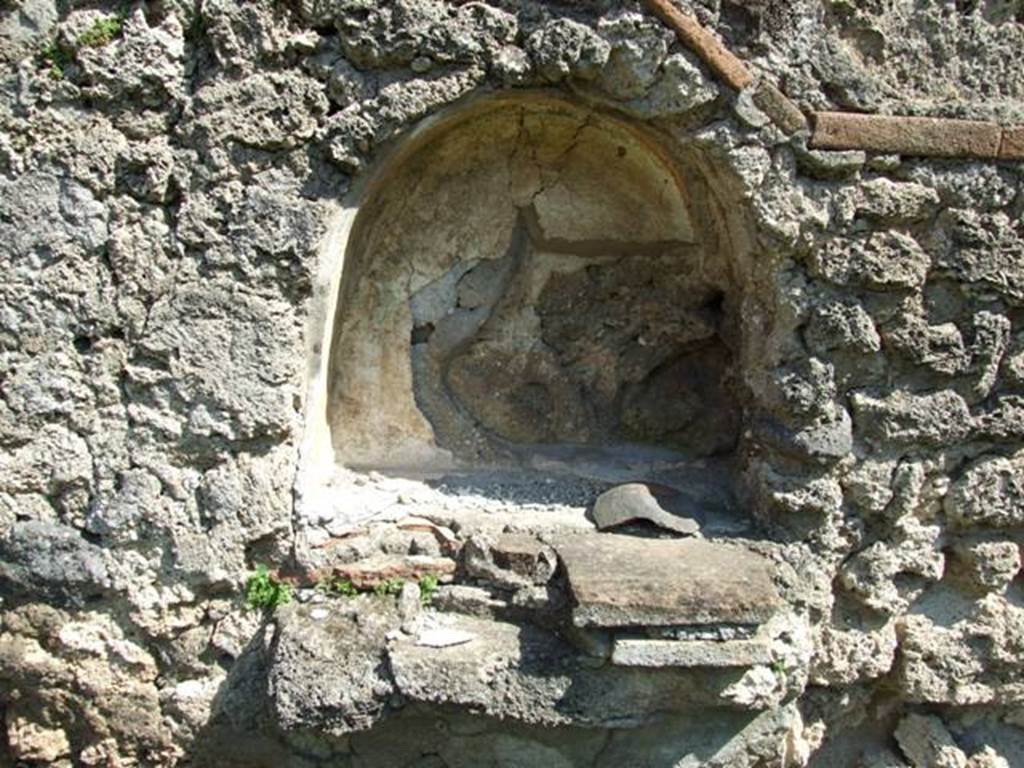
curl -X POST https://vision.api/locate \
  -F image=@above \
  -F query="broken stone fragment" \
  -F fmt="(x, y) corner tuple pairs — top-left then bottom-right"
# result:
(591, 483), (701, 535)
(432, 584), (509, 618)
(464, 533), (556, 588)
(492, 533), (558, 583)
(413, 626), (475, 648)
(553, 533), (783, 628)
(398, 582), (422, 633)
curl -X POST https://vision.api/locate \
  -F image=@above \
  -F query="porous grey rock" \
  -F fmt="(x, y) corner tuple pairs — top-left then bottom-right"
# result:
(188, 70), (328, 153)
(894, 714), (968, 768)
(948, 539), (1021, 593)
(806, 299), (881, 354)
(526, 18), (610, 83)
(897, 593), (1024, 705)
(851, 390), (972, 447)
(73, 9), (186, 108)
(269, 600), (398, 735)
(843, 178), (940, 225)
(810, 620), (898, 686)
(838, 515), (943, 616)
(0, 520), (110, 606)
(812, 232), (930, 292)
(0, 0), (58, 65)
(0, 604), (169, 763)
(945, 452), (1024, 530)
(596, 10), (669, 100)
(932, 210), (1024, 305)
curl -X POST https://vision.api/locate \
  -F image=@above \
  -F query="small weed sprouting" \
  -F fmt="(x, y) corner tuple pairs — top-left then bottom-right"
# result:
(373, 578), (404, 598)
(317, 577), (358, 598)
(77, 15), (124, 48)
(40, 41), (70, 80)
(771, 658), (788, 684)
(418, 574), (439, 606)
(245, 565), (292, 610)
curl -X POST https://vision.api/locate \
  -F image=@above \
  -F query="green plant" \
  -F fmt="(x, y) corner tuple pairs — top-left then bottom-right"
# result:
(39, 41), (70, 80)
(317, 577), (358, 597)
(770, 658), (788, 683)
(373, 578), (404, 598)
(245, 565), (292, 610)
(77, 15), (124, 48)
(418, 574), (439, 606)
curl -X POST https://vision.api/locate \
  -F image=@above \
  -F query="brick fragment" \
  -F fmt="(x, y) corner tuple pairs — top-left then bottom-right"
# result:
(752, 81), (807, 134)
(642, 0), (754, 91)
(1001, 126), (1024, 160)
(810, 112), (1001, 159)
(290, 555), (457, 589)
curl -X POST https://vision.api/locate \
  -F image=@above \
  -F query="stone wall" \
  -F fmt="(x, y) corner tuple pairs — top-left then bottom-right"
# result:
(0, 1), (1023, 766)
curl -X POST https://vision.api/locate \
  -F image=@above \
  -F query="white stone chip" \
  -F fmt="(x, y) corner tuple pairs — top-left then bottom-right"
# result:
(415, 628), (476, 648)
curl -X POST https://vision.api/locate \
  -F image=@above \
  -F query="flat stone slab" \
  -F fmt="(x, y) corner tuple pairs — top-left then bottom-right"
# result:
(552, 533), (783, 628)
(611, 638), (773, 668)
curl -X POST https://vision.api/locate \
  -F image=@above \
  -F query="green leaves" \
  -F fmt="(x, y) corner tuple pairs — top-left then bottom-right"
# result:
(418, 574), (439, 606)
(77, 15), (125, 48)
(245, 565), (292, 610)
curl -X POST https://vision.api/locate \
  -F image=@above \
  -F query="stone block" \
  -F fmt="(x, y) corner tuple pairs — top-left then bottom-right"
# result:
(552, 533), (783, 628)
(810, 112), (1001, 158)
(611, 638), (772, 668)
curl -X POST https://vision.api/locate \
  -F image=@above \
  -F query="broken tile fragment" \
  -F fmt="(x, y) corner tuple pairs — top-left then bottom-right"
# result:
(591, 483), (700, 535)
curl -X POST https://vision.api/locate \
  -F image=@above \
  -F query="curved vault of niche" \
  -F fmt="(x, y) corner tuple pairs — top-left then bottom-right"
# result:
(325, 95), (744, 484)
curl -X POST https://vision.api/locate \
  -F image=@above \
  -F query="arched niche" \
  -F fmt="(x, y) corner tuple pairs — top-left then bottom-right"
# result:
(299, 93), (757, 526)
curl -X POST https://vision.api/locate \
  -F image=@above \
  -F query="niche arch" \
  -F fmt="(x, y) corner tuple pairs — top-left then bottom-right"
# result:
(300, 92), (760, 524)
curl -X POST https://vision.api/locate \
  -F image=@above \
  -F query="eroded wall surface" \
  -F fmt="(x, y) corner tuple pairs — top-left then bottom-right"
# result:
(1, 1), (1023, 766)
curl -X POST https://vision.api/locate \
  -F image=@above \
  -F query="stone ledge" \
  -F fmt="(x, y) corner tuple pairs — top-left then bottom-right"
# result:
(810, 112), (1002, 158)
(611, 638), (773, 668)
(641, 0), (754, 91)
